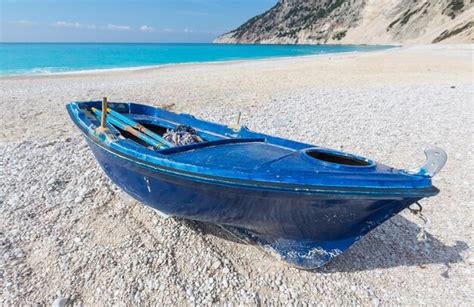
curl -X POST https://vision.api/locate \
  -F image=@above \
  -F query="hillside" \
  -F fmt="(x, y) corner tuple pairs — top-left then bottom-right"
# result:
(215, 0), (473, 44)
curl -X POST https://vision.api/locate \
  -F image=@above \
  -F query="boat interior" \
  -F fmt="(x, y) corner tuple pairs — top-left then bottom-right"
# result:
(81, 100), (269, 152)
(76, 100), (375, 168)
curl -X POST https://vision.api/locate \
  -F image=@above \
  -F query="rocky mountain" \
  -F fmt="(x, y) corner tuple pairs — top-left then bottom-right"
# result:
(215, 0), (473, 44)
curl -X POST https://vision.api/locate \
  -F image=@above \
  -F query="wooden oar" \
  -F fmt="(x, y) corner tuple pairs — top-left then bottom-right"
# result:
(106, 108), (174, 148)
(91, 107), (166, 149)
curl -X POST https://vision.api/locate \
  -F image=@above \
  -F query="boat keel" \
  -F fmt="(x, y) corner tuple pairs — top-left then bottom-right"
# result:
(218, 224), (358, 269)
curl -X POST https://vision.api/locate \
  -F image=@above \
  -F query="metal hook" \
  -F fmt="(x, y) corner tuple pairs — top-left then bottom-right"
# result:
(408, 201), (429, 241)
(408, 201), (423, 215)
(410, 147), (447, 178)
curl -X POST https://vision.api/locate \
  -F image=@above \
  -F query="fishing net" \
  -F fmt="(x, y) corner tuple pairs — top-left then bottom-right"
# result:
(163, 125), (203, 146)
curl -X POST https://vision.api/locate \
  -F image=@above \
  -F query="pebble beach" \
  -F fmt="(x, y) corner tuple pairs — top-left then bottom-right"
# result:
(1, 44), (473, 305)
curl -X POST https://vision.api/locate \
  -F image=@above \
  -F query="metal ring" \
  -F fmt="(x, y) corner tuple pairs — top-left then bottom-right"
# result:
(408, 202), (423, 214)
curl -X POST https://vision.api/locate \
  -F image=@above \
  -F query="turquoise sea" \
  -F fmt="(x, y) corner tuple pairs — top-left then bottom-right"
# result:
(0, 43), (393, 76)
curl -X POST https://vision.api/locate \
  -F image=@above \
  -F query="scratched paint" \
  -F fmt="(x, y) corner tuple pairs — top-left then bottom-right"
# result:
(144, 176), (151, 193)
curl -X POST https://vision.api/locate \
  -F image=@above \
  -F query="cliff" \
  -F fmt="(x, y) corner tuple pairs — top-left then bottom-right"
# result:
(215, 0), (473, 44)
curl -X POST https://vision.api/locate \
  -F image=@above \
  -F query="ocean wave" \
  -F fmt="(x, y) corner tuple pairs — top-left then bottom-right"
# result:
(0, 67), (72, 76)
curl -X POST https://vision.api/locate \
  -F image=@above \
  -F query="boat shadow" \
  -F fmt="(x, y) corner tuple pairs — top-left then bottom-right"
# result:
(176, 214), (468, 273)
(320, 214), (469, 273)
(177, 218), (245, 244)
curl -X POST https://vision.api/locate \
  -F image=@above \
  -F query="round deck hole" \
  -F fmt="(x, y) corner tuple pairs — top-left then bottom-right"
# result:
(306, 150), (371, 166)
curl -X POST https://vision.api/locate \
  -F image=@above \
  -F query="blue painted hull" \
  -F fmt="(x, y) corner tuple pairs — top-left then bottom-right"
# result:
(87, 138), (418, 268)
(67, 100), (444, 269)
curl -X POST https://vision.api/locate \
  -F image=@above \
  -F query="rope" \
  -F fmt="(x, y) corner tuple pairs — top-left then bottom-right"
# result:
(408, 201), (430, 242)
(163, 125), (203, 146)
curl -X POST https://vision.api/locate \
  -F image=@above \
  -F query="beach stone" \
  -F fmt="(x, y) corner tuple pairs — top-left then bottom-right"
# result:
(52, 297), (67, 307)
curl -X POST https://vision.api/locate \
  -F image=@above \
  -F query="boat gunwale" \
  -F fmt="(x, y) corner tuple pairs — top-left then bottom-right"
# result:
(92, 133), (440, 197)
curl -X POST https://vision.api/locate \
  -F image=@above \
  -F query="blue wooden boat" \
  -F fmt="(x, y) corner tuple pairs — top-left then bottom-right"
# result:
(67, 100), (447, 269)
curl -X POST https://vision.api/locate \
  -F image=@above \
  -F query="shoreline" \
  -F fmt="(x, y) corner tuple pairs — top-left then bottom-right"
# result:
(2, 43), (471, 80)
(0, 45), (399, 79)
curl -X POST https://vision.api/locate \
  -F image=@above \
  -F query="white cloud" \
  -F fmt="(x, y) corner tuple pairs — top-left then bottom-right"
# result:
(14, 20), (36, 27)
(183, 28), (218, 34)
(53, 21), (96, 29)
(106, 24), (131, 31)
(139, 25), (155, 33)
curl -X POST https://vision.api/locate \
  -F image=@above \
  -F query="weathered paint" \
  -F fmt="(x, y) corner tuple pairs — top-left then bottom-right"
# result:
(67, 100), (445, 269)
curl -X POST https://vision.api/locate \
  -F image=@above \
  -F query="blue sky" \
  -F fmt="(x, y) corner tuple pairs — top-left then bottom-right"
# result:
(0, 0), (276, 42)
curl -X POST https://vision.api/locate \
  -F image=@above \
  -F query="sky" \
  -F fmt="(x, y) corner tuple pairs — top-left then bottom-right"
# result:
(0, 0), (276, 42)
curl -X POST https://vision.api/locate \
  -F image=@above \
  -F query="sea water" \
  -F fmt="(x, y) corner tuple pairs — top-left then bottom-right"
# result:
(0, 43), (393, 76)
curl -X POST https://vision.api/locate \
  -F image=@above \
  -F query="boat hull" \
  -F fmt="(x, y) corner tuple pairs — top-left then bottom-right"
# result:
(87, 138), (419, 269)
